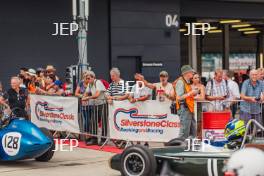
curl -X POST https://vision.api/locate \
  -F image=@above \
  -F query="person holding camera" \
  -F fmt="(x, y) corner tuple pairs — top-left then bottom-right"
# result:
(135, 71), (174, 103)
(175, 65), (197, 138)
(240, 69), (264, 126)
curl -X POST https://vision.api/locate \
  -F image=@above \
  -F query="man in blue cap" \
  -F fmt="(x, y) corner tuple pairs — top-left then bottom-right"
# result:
(52, 80), (65, 96)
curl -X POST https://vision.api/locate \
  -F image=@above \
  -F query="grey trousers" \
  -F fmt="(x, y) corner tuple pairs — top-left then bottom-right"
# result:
(177, 106), (196, 139)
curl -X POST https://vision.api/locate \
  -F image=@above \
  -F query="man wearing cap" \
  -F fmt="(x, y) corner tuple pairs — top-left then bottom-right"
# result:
(175, 65), (197, 138)
(135, 71), (174, 103)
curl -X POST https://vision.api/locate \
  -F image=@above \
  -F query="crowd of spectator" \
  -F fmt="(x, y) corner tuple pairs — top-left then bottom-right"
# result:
(0, 64), (264, 146)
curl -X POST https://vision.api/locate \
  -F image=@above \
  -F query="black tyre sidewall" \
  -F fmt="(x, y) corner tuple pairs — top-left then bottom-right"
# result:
(121, 145), (156, 176)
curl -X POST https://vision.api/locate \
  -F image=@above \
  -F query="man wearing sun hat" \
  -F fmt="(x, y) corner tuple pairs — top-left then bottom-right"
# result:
(46, 65), (59, 80)
(175, 65), (198, 138)
(25, 68), (38, 93)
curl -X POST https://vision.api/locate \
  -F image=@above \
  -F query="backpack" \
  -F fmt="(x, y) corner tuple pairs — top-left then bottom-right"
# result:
(100, 79), (110, 89)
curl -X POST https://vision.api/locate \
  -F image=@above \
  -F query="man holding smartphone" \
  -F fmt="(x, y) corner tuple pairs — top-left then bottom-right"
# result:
(240, 69), (264, 126)
(205, 69), (229, 111)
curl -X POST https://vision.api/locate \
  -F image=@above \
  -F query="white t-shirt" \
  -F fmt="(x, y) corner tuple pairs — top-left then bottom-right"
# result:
(85, 79), (106, 105)
(227, 79), (240, 100)
(154, 82), (174, 103)
(130, 84), (152, 99)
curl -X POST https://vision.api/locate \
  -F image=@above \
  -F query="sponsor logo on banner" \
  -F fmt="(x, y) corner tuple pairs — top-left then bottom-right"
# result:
(203, 129), (225, 141)
(35, 101), (75, 125)
(30, 94), (79, 133)
(109, 100), (181, 142)
(114, 108), (180, 135)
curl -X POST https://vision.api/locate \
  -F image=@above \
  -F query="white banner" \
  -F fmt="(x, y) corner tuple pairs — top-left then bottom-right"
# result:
(108, 100), (181, 142)
(30, 94), (80, 133)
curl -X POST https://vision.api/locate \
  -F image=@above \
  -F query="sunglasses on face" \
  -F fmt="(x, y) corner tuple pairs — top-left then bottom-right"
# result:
(86, 77), (94, 80)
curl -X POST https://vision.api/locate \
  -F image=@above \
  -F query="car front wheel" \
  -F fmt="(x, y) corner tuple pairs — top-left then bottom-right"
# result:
(121, 145), (157, 176)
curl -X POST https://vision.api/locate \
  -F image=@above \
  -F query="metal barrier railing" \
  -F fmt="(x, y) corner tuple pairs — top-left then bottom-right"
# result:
(195, 99), (264, 140)
(4, 93), (264, 150)
(78, 99), (112, 148)
(241, 119), (264, 149)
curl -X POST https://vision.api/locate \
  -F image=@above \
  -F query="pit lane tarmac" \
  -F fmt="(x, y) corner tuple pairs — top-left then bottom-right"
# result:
(0, 146), (120, 176)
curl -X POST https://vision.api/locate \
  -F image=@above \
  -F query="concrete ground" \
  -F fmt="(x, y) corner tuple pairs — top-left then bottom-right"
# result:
(0, 146), (120, 176)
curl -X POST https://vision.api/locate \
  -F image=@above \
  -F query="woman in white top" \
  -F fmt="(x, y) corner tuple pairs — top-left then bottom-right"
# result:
(82, 71), (107, 146)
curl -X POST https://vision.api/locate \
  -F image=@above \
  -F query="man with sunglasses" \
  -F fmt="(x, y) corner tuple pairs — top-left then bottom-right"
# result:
(82, 71), (107, 145)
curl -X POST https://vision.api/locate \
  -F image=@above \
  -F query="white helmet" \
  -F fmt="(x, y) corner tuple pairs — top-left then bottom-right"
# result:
(225, 148), (264, 176)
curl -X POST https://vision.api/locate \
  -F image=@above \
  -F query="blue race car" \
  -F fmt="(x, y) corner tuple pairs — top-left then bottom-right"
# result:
(0, 109), (55, 161)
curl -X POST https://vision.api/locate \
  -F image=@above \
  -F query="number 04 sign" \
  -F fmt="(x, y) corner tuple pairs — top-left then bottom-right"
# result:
(165, 14), (179, 28)
(2, 132), (21, 156)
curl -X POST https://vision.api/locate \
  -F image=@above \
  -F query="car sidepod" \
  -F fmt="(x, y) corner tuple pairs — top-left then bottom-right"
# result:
(153, 148), (230, 176)
(0, 119), (53, 161)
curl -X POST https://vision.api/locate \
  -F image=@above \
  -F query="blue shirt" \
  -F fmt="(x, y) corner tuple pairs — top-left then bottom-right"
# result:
(240, 79), (264, 114)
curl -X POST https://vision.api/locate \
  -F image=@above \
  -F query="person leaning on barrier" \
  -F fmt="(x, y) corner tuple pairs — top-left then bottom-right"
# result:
(174, 65), (197, 139)
(42, 74), (56, 94)
(128, 74), (152, 147)
(205, 69), (229, 111)
(82, 71), (107, 145)
(128, 74), (152, 103)
(105, 67), (129, 103)
(105, 68), (129, 149)
(0, 77), (29, 119)
(45, 65), (59, 80)
(36, 67), (46, 90)
(135, 71), (174, 103)
(223, 70), (240, 118)
(240, 69), (264, 126)
(75, 71), (90, 142)
(49, 80), (65, 96)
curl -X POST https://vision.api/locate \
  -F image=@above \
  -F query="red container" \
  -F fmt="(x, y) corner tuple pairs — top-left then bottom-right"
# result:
(203, 111), (231, 129)
(202, 111), (231, 141)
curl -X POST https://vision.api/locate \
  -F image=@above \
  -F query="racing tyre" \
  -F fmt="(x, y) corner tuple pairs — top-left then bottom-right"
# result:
(35, 128), (55, 162)
(120, 145), (157, 176)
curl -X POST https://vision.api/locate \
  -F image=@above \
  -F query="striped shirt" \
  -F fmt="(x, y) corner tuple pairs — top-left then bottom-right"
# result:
(106, 79), (127, 96)
(206, 79), (228, 97)
(205, 79), (228, 111)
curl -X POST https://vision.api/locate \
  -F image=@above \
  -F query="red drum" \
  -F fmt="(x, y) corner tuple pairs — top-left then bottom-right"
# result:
(202, 111), (231, 141)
